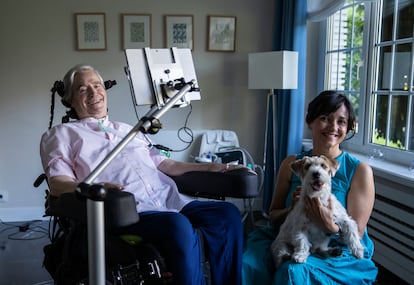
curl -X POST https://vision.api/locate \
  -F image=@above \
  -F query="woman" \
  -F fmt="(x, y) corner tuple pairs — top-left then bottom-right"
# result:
(242, 90), (378, 284)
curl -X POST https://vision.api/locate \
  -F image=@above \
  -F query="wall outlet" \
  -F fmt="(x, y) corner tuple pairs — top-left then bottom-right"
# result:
(0, 191), (8, 202)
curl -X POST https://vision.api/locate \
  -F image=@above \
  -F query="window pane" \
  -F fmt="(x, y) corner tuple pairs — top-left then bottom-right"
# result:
(381, 0), (395, 41)
(410, 96), (414, 150)
(372, 95), (388, 145)
(326, 51), (347, 90)
(350, 49), (363, 91)
(379, 44), (411, 91)
(397, 0), (414, 39)
(389, 95), (407, 149)
(328, 12), (342, 50)
(395, 44), (411, 91)
(326, 3), (364, 92)
(338, 9), (349, 50)
(354, 3), (365, 43)
(378, 45), (392, 90)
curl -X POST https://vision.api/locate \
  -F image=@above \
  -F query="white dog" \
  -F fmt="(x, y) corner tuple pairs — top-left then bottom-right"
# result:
(271, 155), (364, 268)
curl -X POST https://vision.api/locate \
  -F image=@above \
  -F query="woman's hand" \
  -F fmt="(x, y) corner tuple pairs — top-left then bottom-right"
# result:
(290, 187), (301, 208)
(305, 196), (339, 234)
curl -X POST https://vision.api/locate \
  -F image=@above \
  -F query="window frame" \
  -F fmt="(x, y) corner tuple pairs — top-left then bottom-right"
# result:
(322, 0), (414, 167)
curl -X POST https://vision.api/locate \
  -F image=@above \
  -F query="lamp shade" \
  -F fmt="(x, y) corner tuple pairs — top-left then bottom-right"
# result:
(248, 50), (298, 90)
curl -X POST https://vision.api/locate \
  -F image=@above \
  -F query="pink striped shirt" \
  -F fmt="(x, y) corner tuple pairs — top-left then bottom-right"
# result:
(40, 117), (192, 212)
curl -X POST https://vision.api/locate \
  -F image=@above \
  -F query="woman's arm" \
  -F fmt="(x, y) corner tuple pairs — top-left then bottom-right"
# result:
(157, 158), (251, 176)
(347, 161), (375, 237)
(268, 155), (297, 226)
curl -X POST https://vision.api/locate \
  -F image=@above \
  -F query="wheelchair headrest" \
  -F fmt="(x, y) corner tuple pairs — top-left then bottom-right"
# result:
(48, 79), (117, 129)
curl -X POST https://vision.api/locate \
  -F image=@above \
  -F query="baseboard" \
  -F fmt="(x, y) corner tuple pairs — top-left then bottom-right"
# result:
(0, 207), (47, 222)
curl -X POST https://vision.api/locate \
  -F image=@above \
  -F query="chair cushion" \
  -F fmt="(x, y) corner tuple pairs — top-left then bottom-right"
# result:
(48, 189), (139, 229)
(171, 170), (259, 200)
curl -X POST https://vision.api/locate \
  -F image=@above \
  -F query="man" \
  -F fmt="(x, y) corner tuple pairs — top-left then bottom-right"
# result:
(41, 64), (248, 285)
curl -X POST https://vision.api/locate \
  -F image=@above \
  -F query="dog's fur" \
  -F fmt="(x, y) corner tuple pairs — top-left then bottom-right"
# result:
(271, 155), (364, 268)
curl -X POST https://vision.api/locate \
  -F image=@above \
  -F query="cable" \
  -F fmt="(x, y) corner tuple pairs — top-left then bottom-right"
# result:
(171, 103), (194, 153)
(48, 90), (56, 129)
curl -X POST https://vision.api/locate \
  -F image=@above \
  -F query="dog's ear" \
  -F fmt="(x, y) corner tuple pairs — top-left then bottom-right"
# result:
(320, 155), (340, 176)
(290, 157), (308, 177)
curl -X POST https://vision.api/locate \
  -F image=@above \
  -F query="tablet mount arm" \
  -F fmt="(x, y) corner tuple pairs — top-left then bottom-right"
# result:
(77, 79), (197, 285)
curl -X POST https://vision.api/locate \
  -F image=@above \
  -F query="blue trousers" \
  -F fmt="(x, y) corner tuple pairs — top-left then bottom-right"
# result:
(116, 200), (243, 285)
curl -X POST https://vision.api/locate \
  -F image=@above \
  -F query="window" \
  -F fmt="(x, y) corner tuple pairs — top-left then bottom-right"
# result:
(325, 1), (365, 133)
(324, 0), (414, 165)
(372, 0), (414, 152)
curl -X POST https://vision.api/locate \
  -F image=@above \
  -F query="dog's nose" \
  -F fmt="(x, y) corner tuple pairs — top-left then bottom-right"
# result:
(312, 171), (320, 179)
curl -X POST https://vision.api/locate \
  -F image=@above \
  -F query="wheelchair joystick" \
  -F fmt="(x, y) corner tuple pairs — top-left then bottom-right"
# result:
(77, 182), (107, 201)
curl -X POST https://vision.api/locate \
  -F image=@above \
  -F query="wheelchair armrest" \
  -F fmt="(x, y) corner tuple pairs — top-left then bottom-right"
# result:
(47, 189), (139, 229)
(170, 169), (259, 200)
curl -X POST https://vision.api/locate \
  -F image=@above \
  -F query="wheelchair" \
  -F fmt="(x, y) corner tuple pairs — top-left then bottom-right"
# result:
(34, 169), (258, 285)
(37, 75), (259, 284)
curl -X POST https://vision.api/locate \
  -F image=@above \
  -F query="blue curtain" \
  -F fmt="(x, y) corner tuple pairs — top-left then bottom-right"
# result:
(262, 0), (307, 213)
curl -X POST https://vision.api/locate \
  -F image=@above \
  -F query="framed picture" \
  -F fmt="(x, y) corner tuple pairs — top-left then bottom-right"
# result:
(207, 15), (237, 52)
(75, 13), (107, 50)
(122, 14), (151, 49)
(165, 15), (194, 50)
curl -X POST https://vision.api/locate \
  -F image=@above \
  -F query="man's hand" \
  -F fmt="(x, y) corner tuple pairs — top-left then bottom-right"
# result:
(101, 182), (124, 191)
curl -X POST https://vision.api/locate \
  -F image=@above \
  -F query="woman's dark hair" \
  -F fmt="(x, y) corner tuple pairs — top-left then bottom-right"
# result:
(306, 90), (356, 137)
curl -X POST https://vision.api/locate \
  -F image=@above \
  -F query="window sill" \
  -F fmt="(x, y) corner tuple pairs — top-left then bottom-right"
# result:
(350, 152), (414, 188)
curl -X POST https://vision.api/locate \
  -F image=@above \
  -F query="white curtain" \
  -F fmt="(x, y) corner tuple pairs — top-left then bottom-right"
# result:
(307, 0), (346, 21)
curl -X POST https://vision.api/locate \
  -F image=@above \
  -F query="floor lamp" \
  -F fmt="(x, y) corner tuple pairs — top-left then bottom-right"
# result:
(248, 51), (298, 215)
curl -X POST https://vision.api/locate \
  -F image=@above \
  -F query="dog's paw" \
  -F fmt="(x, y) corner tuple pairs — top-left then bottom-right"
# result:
(292, 252), (309, 263)
(350, 243), (364, 259)
(273, 251), (291, 269)
(272, 245), (291, 268)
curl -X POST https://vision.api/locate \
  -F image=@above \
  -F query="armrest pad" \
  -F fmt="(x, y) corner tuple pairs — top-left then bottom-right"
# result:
(170, 170), (259, 199)
(48, 189), (139, 229)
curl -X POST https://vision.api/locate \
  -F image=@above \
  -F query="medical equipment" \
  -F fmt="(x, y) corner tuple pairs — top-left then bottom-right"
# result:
(124, 47), (201, 108)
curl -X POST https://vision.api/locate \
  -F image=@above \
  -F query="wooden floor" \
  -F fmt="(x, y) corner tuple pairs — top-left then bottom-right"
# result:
(0, 218), (410, 285)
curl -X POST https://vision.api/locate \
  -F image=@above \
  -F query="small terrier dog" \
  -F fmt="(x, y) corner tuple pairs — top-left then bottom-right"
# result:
(271, 155), (364, 268)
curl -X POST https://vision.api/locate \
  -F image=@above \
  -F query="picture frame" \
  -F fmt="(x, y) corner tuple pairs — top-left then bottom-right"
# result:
(122, 14), (151, 50)
(75, 13), (107, 50)
(165, 15), (194, 50)
(207, 15), (237, 52)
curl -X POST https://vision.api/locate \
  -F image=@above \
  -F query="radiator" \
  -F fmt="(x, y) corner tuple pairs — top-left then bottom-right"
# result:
(368, 175), (414, 284)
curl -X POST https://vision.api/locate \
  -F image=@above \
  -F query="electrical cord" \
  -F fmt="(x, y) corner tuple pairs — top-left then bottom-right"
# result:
(131, 93), (195, 154)
(171, 103), (194, 153)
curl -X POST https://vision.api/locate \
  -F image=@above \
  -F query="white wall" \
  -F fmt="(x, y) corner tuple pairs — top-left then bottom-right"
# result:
(0, 0), (275, 221)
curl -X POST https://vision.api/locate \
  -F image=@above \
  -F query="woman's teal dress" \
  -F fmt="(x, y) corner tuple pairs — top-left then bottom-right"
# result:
(242, 151), (378, 285)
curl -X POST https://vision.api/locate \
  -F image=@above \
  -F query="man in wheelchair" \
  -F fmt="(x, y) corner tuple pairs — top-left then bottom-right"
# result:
(40, 64), (251, 285)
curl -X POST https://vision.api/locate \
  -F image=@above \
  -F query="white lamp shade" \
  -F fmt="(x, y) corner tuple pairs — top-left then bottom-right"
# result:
(248, 50), (298, 90)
